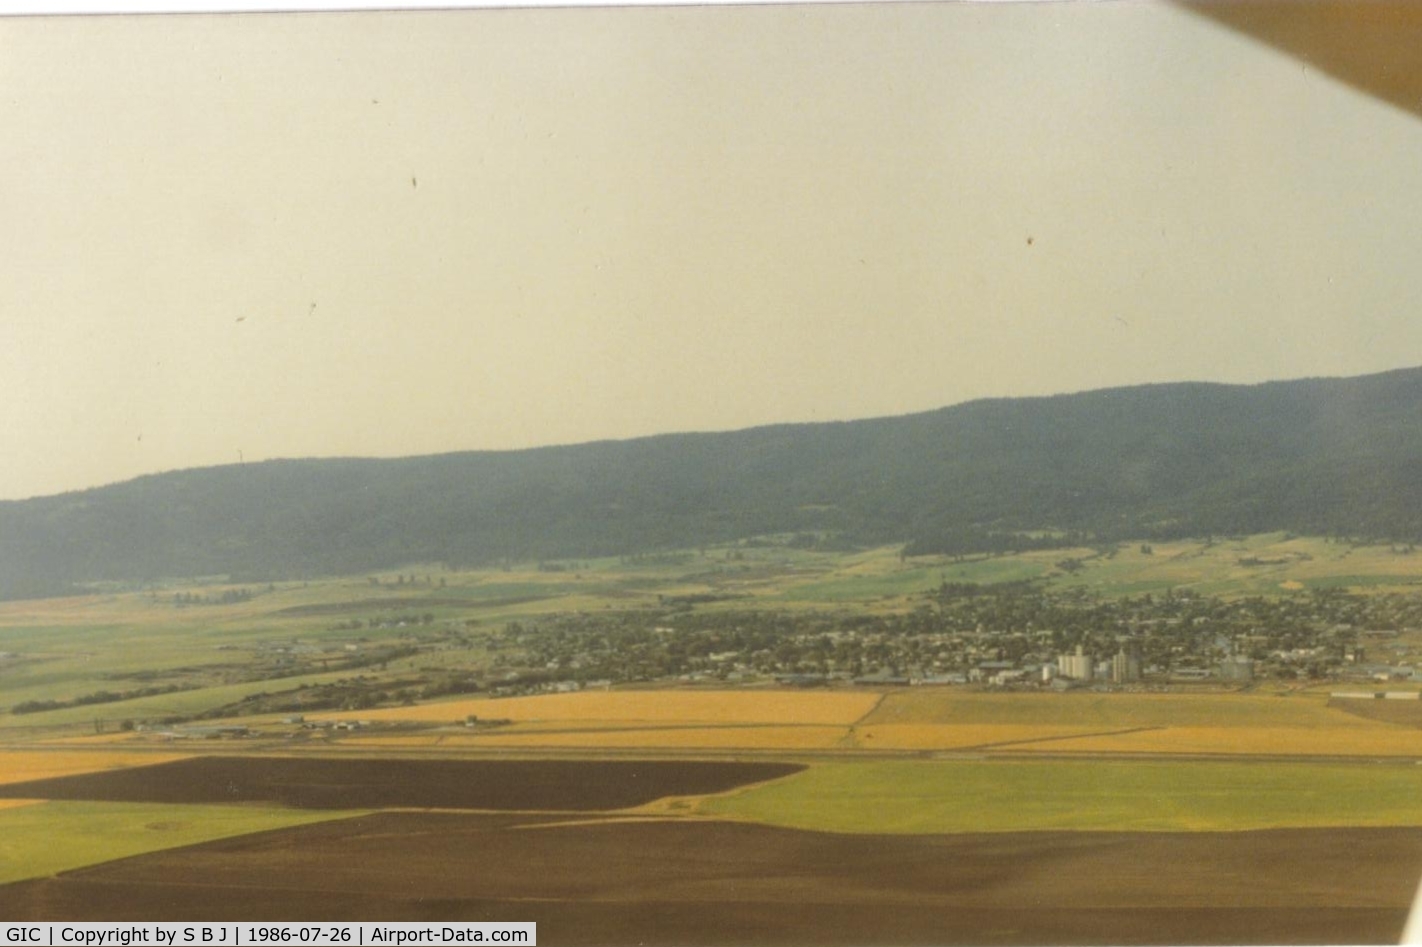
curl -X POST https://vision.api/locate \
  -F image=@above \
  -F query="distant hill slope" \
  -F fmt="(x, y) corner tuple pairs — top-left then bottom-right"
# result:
(4, 367), (1422, 598)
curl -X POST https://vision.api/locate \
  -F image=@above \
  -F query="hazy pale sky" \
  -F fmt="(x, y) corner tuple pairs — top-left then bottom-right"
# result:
(4, 2), (1422, 500)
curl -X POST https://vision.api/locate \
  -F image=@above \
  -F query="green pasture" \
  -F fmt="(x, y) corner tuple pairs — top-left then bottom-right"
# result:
(765, 546), (1053, 604)
(775, 567), (957, 603)
(0, 669), (363, 731)
(1045, 534), (1422, 598)
(917, 555), (1060, 588)
(434, 579), (590, 602)
(700, 758), (1422, 834)
(0, 800), (361, 884)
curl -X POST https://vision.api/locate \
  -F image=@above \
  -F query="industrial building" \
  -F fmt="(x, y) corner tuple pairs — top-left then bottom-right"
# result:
(1112, 640), (1144, 684)
(1057, 645), (1092, 681)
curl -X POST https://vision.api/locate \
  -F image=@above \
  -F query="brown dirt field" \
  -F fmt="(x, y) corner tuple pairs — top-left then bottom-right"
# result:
(0, 756), (803, 811)
(1330, 697), (1422, 728)
(1, 814), (1418, 944)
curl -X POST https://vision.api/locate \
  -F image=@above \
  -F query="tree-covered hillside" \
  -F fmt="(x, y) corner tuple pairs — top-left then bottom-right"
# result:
(4, 367), (1421, 598)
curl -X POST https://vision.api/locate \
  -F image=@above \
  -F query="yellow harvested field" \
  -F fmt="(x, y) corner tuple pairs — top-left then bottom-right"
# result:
(851, 724), (1120, 750)
(0, 799), (43, 811)
(504, 719), (653, 732)
(347, 721), (1422, 756)
(0, 594), (123, 626)
(0, 751), (190, 785)
(334, 736), (447, 748)
(864, 689), (1388, 730)
(460, 725), (850, 750)
(1009, 726), (1422, 757)
(334, 733), (576, 749)
(312, 689), (883, 727)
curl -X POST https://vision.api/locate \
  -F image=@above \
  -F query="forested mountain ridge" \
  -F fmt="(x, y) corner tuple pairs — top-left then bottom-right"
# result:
(4, 366), (1421, 598)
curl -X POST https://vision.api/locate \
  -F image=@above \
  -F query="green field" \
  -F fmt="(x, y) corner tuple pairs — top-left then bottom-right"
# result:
(700, 758), (1422, 834)
(0, 800), (362, 884)
(1046, 534), (1422, 598)
(729, 534), (1422, 605)
(0, 671), (366, 731)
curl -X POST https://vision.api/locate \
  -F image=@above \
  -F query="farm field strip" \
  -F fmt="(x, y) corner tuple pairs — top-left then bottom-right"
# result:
(0, 669), (369, 731)
(333, 724), (855, 750)
(847, 722), (1422, 757)
(310, 689), (883, 726)
(0, 800), (362, 885)
(849, 724), (1156, 751)
(494, 719), (848, 733)
(0, 750), (191, 785)
(1006, 725), (1422, 757)
(699, 758), (1422, 834)
(862, 689), (1401, 729)
(0, 755), (807, 812)
(452, 724), (852, 750)
(1330, 698), (1422, 727)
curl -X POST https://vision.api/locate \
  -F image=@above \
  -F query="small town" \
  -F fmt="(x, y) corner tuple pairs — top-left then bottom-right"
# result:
(476, 581), (1422, 696)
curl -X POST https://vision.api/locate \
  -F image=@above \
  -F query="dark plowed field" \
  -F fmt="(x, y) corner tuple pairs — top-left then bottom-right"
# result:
(3, 814), (1419, 944)
(0, 756), (802, 810)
